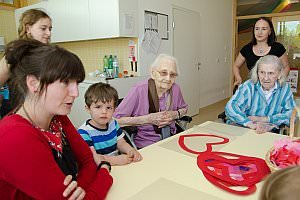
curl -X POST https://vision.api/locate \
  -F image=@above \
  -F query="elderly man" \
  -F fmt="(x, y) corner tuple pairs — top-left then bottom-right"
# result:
(225, 55), (295, 134)
(114, 54), (188, 148)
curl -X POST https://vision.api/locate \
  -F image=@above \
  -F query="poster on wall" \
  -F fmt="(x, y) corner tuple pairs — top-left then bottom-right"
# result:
(287, 69), (298, 93)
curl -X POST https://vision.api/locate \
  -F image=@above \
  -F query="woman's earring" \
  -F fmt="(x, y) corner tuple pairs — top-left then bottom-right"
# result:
(33, 87), (38, 93)
(26, 32), (32, 38)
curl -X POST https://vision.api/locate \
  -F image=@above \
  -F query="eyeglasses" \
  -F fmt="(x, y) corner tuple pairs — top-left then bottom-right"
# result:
(155, 70), (178, 78)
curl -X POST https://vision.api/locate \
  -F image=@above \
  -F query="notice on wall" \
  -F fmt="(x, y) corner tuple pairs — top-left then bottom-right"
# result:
(144, 10), (168, 40)
(287, 69), (298, 93)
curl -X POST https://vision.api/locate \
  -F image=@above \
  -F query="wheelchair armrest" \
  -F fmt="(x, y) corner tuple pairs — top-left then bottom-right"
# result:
(121, 126), (138, 150)
(278, 124), (289, 135)
(179, 116), (192, 123)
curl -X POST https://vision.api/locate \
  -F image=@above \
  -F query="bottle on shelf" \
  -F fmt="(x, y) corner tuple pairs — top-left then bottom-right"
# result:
(113, 55), (119, 78)
(107, 55), (114, 78)
(103, 55), (108, 73)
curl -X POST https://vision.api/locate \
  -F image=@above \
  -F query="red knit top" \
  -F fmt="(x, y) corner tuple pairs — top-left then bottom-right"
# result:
(0, 114), (113, 199)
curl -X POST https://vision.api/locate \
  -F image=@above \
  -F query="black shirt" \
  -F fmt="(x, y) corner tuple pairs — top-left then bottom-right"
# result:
(240, 42), (286, 70)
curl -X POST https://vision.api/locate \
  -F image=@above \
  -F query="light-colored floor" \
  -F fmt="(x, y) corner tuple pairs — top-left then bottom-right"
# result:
(188, 98), (228, 128)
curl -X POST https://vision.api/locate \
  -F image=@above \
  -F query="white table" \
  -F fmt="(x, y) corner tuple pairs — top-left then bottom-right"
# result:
(106, 121), (285, 200)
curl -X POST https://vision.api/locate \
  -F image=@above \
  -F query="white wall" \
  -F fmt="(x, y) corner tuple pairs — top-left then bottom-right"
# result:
(137, 0), (233, 108)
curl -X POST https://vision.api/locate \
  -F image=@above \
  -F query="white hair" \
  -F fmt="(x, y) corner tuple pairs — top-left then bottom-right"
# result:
(250, 55), (286, 86)
(150, 53), (180, 74)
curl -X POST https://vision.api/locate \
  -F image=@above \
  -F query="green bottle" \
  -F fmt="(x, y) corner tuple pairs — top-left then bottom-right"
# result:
(103, 55), (108, 73)
(107, 55), (114, 78)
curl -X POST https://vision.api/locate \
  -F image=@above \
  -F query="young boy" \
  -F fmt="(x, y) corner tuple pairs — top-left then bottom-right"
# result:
(78, 82), (142, 166)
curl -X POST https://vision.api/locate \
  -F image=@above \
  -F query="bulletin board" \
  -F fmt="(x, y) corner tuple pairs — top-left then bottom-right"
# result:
(144, 10), (169, 40)
(288, 68), (300, 96)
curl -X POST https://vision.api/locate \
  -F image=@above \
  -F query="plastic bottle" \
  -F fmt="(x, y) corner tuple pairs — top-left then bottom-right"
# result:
(113, 55), (119, 78)
(107, 55), (114, 78)
(103, 55), (108, 73)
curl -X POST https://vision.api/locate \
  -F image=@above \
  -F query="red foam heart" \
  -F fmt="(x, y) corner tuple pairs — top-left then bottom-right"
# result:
(178, 133), (229, 154)
(178, 133), (271, 195)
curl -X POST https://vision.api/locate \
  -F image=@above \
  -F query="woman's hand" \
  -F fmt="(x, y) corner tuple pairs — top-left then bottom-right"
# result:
(248, 116), (268, 123)
(90, 146), (105, 166)
(232, 53), (246, 87)
(246, 121), (274, 134)
(234, 76), (242, 86)
(63, 175), (86, 200)
(246, 121), (257, 130)
(148, 111), (174, 127)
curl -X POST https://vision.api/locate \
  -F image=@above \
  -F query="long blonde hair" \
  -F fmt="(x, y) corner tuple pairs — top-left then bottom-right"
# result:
(18, 9), (51, 40)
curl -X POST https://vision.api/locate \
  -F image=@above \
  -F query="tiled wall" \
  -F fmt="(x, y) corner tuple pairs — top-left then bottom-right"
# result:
(0, 1), (138, 75)
(57, 38), (138, 75)
(0, 9), (18, 57)
(25, 0), (138, 75)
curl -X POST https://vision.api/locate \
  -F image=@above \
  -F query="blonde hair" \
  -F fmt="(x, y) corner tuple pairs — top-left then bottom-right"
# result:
(18, 9), (51, 40)
(260, 166), (300, 200)
(250, 55), (286, 86)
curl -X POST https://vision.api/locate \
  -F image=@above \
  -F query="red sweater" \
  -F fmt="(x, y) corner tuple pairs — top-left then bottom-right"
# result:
(0, 115), (113, 199)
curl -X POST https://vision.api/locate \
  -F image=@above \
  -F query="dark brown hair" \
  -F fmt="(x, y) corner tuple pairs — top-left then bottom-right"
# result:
(5, 39), (85, 109)
(251, 17), (276, 46)
(18, 9), (51, 40)
(84, 82), (118, 108)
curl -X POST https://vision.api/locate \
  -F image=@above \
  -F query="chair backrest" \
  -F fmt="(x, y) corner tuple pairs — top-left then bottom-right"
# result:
(289, 107), (300, 137)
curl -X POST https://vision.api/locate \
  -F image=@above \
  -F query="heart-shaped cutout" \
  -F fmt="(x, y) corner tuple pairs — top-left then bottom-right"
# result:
(178, 133), (229, 154)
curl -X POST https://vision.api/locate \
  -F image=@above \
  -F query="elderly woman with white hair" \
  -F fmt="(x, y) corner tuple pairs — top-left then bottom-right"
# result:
(114, 54), (188, 148)
(225, 55), (295, 134)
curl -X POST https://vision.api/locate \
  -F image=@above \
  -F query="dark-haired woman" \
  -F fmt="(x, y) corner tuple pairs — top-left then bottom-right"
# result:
(233, 17), (290, 86)
(0, 39), (113, 199)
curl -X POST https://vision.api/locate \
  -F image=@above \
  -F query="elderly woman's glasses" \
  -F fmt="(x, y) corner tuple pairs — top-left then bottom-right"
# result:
(155, 70), (178, 78)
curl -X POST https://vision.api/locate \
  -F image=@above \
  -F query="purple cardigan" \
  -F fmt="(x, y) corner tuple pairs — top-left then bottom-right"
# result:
(113, 79), (188, 148)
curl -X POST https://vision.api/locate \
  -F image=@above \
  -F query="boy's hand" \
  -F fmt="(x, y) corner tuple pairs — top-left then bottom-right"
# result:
(127, 149), (142, 162)
(114, 154), (133, 165)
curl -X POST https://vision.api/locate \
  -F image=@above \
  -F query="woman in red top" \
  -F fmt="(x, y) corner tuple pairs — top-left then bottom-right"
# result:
(0, 39), (113, 199)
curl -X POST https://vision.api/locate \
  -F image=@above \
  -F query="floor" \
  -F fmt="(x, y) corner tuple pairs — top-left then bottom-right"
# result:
(187, 98), (228, 128)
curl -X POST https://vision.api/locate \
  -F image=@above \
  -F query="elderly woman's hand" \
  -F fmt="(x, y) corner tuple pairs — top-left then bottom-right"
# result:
(248, 116), (268, 123)
(148, 111), (176, 128)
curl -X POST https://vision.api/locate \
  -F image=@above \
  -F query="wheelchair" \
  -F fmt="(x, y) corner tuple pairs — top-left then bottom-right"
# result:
(217, 85), (289, 135)
(122, 115), (192, 149)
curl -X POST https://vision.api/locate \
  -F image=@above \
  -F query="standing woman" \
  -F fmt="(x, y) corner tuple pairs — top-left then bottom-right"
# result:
(233, 17), (290, 86)
(0, 9), (52, 116)
(0, 39), (113, 199)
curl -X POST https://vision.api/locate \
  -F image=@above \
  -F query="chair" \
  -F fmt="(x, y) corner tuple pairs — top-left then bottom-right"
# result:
(217, 85), (290, 135)
(218, 85), (238, 123)
(122, 116), (192, 149)
(289, 107), (300, 137)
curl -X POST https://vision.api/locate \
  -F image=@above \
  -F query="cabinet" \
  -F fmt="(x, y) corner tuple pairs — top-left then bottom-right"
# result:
(68, 82), (94, 128)
(15, 0), (138, 43)
(89, 0), (138, 39)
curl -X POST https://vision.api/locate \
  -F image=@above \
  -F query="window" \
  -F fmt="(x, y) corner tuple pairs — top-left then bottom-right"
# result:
(0, 0), (24, 8)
